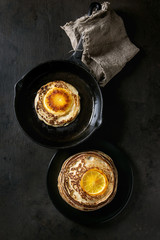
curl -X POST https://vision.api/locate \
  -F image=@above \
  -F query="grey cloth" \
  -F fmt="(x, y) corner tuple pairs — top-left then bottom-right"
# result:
(61, 2), (139, 87)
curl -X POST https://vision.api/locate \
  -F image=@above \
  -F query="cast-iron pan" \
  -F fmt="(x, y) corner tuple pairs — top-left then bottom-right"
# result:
(47, 139), (134, 225)
(14, 3), (103, 149)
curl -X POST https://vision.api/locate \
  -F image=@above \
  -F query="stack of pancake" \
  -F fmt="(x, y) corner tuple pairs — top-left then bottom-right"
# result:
(34, 80), (80, 127)
(58, 151), (118, 211)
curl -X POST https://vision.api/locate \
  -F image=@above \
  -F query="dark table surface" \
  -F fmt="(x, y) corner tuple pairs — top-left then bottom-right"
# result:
(0, 0), (160, 239)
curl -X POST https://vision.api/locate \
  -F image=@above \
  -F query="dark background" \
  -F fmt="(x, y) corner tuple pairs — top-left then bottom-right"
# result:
(0, 0), (160, 239)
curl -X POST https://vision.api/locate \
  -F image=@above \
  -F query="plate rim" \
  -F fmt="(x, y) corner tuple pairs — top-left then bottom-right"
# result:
(46, 140), (134, 225)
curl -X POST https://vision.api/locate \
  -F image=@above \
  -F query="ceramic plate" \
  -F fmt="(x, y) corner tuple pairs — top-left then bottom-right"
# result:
(47, 139), (133, 225)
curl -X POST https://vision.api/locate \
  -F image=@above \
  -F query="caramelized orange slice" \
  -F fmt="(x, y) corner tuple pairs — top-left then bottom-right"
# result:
(80, 168), (108, 196)
(44, 87), (73, 115)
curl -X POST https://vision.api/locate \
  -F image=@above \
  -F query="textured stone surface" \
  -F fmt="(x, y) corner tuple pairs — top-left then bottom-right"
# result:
(0, 0), (160, 239)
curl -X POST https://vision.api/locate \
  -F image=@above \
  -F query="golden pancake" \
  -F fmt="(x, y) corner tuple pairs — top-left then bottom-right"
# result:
(58, 150), (118, 211)
(34, 81), (80, 127)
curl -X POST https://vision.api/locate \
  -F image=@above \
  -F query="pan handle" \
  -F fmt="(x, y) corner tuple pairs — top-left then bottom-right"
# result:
(69, 2), (101, 62)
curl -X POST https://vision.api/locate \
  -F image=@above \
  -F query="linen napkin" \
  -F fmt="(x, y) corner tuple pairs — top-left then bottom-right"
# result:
(61, 2), (139, 87)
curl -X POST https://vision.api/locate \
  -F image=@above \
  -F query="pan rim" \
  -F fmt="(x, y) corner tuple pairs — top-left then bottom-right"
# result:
(14, 59), (103, 149)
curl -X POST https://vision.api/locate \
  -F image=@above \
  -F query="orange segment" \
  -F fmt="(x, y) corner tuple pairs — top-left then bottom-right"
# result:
(80, 168), (108, 196)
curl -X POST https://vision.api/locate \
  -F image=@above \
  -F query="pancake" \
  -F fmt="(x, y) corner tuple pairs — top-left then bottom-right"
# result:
(34, 81), (80, 127)
(58, 150), (118, 211)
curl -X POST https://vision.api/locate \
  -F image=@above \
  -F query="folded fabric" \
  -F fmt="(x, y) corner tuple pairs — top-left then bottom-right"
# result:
(61, 2), (139, 87)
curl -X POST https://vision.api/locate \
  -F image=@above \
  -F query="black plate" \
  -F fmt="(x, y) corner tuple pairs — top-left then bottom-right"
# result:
(47, 139), (134, 225)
